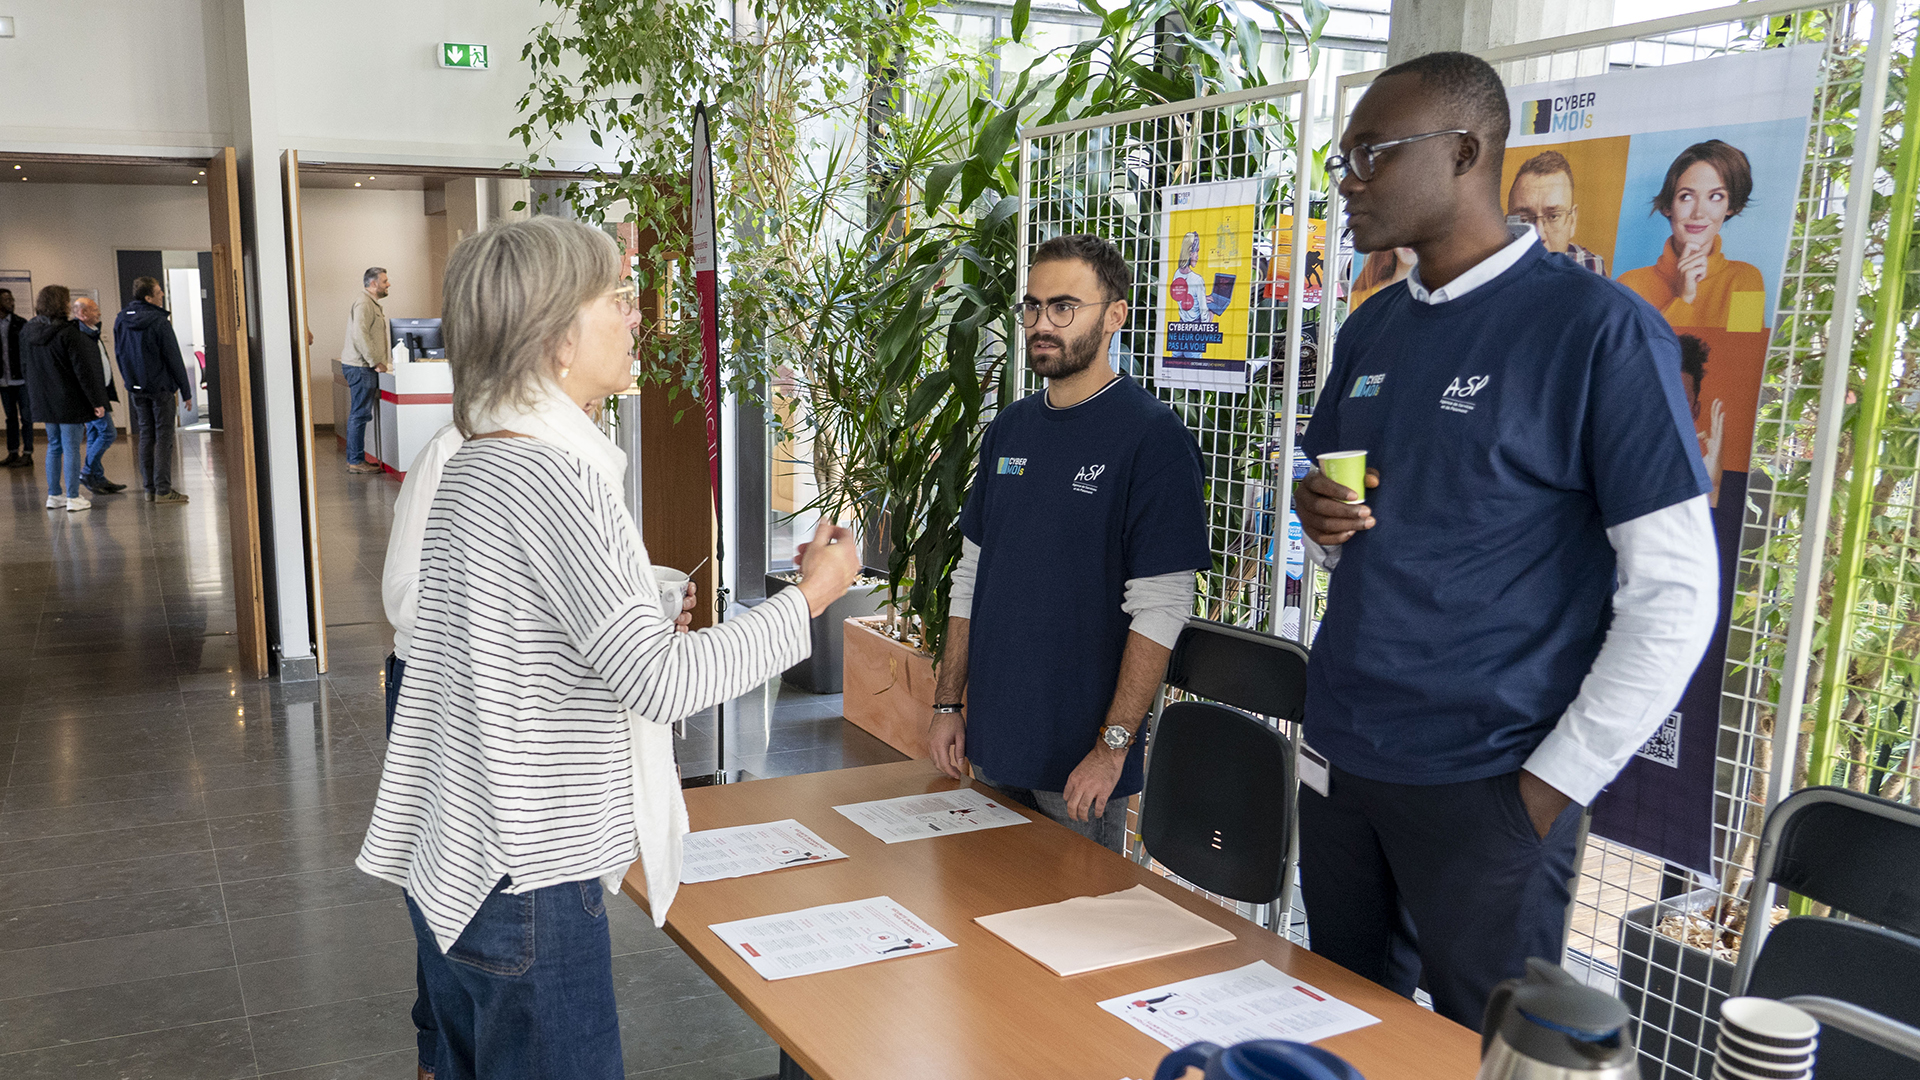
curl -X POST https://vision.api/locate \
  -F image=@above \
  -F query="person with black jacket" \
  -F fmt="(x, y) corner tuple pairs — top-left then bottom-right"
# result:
(21, 285), (108, 512)
(72, 297), (128, 494)
(113, 277), (194, 504)
(0, 288), (30, 469)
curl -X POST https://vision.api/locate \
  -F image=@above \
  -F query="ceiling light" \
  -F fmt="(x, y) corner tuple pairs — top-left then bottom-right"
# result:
(198, 170), (206, 175)
(11, 165), (19, 170)
(354, 182), (362, 187)
(369, 175), (377, 180)
(191, 180), (199, 185)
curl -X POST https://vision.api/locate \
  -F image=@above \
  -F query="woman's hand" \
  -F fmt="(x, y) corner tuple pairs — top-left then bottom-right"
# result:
(1675, 239), (1711, 304)
(675, 582), (697, 634)
(794, 520), (861, 617)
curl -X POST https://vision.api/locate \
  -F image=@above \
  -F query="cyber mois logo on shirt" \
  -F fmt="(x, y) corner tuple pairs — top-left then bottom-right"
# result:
(996, 457), (1028, 476)
(1350, 373), (1386, 398)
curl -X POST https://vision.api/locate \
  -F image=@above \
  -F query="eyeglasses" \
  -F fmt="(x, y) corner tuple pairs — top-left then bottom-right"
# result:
(611, 284), (638, 317)
(1507, 209), (1572, 226)
(1014, 298), (1119, 328)
(1324, 129), (1469, 182)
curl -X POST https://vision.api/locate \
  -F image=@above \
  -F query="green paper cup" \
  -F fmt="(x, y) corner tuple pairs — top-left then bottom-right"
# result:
(1317, 450), (1368, 504)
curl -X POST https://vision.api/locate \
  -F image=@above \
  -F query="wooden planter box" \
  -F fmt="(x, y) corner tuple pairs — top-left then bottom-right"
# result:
(841, 616), (935, 760)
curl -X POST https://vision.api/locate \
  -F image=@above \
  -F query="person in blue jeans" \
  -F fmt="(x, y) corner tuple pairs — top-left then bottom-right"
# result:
(71, 297), (128, 494)
(21, 285), (108, 511)
(341, 267), (391, 473)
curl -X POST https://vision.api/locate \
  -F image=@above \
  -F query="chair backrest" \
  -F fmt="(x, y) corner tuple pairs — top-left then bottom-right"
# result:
(1139, 700), (1295, 904)
(1164, 618), (1310, 723)
(1753, 787), (1920, 935)
(1745, 918), (1920, 1079)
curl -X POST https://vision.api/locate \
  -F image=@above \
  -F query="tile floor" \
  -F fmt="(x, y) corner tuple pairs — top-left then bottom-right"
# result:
(0, 429), (904, 1079)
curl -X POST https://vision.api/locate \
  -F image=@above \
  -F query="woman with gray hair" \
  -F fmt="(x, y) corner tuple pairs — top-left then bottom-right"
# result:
(357, 216), (860, 1079)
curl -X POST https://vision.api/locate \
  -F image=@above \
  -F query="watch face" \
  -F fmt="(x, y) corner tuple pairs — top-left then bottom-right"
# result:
(1103, 726), (1129, 749)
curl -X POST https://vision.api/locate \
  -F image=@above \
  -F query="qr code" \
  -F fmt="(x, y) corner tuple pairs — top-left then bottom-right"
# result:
(1634, 711), (1682, 768)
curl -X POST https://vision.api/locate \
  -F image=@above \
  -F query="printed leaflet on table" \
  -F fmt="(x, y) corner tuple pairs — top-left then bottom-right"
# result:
(1099, 961), (1380, 1050)
(832, 786), (1030, 844)
(678, 819), (848, 884)
(709, 896), (956, 980)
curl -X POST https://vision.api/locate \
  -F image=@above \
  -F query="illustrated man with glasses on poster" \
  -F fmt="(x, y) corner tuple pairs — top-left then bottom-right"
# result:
(1292, 52), (1719, 1029)
(929, 233), (1211, 853)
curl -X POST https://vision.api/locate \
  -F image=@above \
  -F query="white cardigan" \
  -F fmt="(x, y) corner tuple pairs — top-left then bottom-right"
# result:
(358, 423), (810, 951)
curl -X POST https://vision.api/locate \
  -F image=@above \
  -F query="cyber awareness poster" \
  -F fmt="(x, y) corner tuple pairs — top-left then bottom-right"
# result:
(1496, 46), (1821, 875)
(1156, 180), (1261, 391)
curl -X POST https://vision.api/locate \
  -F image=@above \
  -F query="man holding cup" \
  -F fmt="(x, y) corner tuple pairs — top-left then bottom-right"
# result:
(1292, 51), (1720, 1029)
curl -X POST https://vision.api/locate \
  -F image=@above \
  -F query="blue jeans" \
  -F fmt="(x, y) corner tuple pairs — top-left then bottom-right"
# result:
(84, 409), (115, 479)
(973, 766), (1131, 853)
(383, 653), (440, 1073)
(406, 878), (622, 1080)
(43, 422), (85, 498)
(343, 364), (378, 466)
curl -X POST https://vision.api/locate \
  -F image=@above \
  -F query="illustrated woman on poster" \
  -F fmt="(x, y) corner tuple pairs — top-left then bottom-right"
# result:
(1167, 230), (1209, 359)
(1619, 139), (1766, 331)
(1348, 247), (1416, 311)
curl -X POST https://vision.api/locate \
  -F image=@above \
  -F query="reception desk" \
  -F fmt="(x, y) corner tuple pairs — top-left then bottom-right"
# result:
(330, 359), (453, 476)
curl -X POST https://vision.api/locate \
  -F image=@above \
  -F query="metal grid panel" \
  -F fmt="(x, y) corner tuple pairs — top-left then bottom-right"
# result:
(1320, 5), (1906, 1078)
(1019, 81), (1314, 638)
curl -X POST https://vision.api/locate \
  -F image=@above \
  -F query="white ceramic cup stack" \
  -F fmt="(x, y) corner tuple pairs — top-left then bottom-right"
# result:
(651, 567), (691, 622)
(1713, 997), (1820, 1080)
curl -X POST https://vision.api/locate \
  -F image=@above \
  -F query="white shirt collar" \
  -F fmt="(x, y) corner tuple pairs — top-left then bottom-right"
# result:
(1406, 224), (1537, 305)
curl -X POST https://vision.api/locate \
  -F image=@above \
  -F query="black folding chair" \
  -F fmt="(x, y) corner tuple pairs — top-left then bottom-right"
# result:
(1731, 786), (1920, 1079)
(1136, 619), (1308, 910)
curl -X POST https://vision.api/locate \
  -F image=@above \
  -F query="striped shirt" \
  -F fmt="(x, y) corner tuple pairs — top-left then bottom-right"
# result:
(357, 437), (811, 950)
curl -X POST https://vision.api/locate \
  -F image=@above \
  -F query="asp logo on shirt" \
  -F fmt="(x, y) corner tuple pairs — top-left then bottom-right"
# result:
(996, 457), (1028, 476)
(1072, 464), (1107, 494)
(1439, 375), (1492, 414)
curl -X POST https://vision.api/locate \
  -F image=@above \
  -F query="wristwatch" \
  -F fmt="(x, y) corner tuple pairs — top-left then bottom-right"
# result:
(1100, 724), (1136, 751)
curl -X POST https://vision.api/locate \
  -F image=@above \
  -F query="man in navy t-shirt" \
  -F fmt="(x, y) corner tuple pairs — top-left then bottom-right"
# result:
(1294, 52), (1720, 1029)
(931, 234), (1212, 853)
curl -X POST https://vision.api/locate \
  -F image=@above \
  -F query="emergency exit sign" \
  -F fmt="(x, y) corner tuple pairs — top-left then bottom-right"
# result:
(439, 42), (489, 70)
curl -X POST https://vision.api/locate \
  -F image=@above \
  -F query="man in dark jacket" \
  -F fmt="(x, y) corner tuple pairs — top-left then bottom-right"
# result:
(22, 285), (108, 511)
(0, 287), (30, 469)
(113, 277), (194, 504)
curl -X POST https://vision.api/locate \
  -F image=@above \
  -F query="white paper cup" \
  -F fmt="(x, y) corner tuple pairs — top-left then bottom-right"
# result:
(1718, 1028), (1816, 1067)
(1721, 998), (1820, 1048)
(651, 567), (691, 619)
(1713, 1058), (1810, 1080)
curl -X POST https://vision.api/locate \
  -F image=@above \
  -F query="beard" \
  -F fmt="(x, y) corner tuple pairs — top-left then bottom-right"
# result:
(1027, 321), (1105, 379)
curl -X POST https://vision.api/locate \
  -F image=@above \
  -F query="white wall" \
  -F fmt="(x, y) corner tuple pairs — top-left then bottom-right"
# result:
(297, 187), (437, 425)
(0, 181), (213, 402)
(0, 0), (597, 170)
(0, 1), (232, 155)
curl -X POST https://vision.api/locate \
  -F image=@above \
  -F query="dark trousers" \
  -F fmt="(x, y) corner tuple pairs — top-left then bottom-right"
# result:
(1297, 764), (1581, 1031)
(405, 878), (623, 1080)
(1, 383), (31, 455)
(130, 391), (176, 494)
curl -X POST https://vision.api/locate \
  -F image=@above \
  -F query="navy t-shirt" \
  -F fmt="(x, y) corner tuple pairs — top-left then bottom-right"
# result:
(1300, 242), (1709, 786)
(960, 375), (1212, 795)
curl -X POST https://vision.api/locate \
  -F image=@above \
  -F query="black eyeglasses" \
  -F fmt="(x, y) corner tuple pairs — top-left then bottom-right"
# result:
(1324, 129), (1469, 183)
(1014, 298), (1120, 329)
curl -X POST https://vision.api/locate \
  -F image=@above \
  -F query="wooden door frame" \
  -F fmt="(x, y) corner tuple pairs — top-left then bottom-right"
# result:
(281, 150), (328, 673)
(206, 147), (271, 678)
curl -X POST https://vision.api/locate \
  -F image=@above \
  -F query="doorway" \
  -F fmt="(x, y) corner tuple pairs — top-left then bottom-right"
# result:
(0, 150), (269, 677)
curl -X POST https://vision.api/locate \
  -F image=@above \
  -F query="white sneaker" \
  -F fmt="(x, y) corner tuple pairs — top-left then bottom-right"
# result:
(45, 495), (65, 509)
(65, 496), (92, 512)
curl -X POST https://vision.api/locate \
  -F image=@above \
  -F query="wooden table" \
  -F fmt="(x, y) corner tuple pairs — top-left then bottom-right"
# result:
(623, 759), (1481, 1080)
